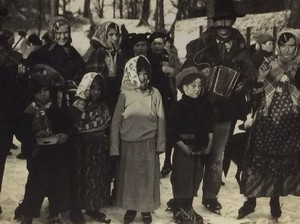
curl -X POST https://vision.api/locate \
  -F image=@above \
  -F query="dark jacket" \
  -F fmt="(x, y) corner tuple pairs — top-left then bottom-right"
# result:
(167, 94), (214, 152)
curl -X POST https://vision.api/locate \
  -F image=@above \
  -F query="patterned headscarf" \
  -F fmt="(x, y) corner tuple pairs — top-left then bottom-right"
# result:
(91, 21), (119, 49)
(261, 29), (300, 116)
(48, 16), (71, 43)
(121, 55), (151, 91)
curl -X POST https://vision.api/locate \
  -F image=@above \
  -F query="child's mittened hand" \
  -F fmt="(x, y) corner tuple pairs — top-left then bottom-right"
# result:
(36, 130), (49, 138)
(181, 145), (194, 156)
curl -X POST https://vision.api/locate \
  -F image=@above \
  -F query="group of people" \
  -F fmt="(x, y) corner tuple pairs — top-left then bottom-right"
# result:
(0, 0), (300, 223)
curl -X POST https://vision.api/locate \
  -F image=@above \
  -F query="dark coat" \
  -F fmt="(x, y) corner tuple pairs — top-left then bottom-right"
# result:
(183, 27), (256, 121)
(25, 43), (85, 83)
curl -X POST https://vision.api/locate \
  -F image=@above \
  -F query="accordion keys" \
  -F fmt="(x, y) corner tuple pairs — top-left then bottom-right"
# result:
(206, 65), (240, 98)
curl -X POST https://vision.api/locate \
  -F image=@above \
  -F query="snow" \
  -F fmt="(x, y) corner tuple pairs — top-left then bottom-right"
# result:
(1, 8), (300, 224)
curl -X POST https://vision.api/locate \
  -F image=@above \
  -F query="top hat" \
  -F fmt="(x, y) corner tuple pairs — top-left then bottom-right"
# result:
(211, 0), (245, 21)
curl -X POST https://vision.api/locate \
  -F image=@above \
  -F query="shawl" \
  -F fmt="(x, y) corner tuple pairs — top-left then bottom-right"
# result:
(73, 72), (111, 132)
(24, 101), (53, 137)
(262, 59), (300, 116)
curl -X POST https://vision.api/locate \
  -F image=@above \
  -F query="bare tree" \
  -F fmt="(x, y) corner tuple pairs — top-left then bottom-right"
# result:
(138, 0), (150, 26)
(155, 0), (165, 32)
(120, 0), (123, 18)
(94, 0), (104, 18)
(287, 0), (300, 28)
(50, 0), (59, 18)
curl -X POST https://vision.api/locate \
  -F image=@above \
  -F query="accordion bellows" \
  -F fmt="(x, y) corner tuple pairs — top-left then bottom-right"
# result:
(206, 65), (240, 98)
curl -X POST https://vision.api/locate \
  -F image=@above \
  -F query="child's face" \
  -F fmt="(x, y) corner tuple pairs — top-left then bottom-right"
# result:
(151, 39), (165, 54)
(133, 41), (148, 56)
(183, 78), (202, 98)
(138, 69), (149, 87)
(90, 80), (101, 101)
(34, 87), (50, 105)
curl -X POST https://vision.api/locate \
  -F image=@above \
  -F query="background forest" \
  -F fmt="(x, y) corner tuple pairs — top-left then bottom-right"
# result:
(1, 0), (300, 39)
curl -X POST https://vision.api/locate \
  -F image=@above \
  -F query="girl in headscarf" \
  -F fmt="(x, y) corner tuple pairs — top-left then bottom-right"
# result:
(84, 21), (122, 113)
(238, 30), (300, 221)
(69, 73), (111, 223)
(110, 55), (165, 224)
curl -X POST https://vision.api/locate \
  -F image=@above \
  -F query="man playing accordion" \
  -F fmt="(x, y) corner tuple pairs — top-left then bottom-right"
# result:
(182, 0), (256, 215)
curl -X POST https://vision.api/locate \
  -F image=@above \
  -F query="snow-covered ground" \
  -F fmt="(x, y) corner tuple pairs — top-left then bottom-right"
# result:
(1, 137), (300, 224)
(1, 9), (300, 224)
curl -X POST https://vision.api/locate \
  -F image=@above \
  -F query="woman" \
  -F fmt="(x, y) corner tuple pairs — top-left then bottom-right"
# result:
(84, 21), (121, 113)
(110, 55), (165, 224)
(238, 30), (300, 221)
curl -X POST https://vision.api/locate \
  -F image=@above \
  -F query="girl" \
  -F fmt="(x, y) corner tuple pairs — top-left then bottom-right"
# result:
(110, 55), (165, 224)
(69, 72), (111, 224)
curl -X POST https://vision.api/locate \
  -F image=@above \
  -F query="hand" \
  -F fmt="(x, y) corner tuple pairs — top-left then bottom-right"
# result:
(57, 133), (68, 145)
(235, 82), (243, 92)
(36, 130), (49, 138)
(162, 65), (174, 75)
(258, 61), (271, 82)
(176, 141), (194, 156)
(201, 67), (211, 78)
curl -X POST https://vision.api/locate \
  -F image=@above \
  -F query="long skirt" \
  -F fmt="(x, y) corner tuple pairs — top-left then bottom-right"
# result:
(241, 90), (300, 197)
(116, 137), (161, 212)
(73, 131), (111, 211)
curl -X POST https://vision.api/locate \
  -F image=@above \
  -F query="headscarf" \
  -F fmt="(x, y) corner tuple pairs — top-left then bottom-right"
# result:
(121, 55), (151, 92)
(262, 29), (300, 116)
(73, 72), (111, 132)
(48, 16), (71, 44)
(91, 21), (120, 50)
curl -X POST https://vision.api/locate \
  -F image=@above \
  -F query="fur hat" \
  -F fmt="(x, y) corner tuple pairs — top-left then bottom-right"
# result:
(176, 66), (203, 92)
(211, 0), (245, 21)
(148, 32), (166, 44)
(256, 34), (275, 44)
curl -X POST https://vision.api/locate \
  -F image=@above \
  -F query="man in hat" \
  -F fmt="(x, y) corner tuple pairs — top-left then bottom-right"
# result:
(251, 33), (275, 69)
(182, 0), (256, 214)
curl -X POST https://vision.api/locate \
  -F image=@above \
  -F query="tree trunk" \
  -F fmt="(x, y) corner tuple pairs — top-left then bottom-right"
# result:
(155, 0), (165, 32)
(120, 0), (123, 18)
(138, 0), (150, 26)
(113, 0), (116, 18)
(50, 0), (59, 18)
(205, 0), (215, 28)
(169, 0), (185, 38)
(83, 0), (91, 18)
(287, 0), (300, 28)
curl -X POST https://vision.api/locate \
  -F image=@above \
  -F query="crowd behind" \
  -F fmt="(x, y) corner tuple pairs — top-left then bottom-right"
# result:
(0, 0), (300, 223)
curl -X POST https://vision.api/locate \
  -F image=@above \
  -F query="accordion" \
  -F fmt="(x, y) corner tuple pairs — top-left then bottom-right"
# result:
(206, 65), (240, 98)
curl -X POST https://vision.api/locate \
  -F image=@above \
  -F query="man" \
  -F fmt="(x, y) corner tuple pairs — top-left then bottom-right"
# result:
(182, 0), (256, 214)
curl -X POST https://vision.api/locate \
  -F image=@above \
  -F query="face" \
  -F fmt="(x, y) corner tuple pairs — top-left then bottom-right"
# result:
(261, 41), (274, 53)
(90, 79), (101, 101)
(151, 39), (165, 54)
(138, 70), (149, 87)
(214, 19), (234, 39)
(133, 41), (148, 56)
(183, 78), (202, 98)
(34, 87), (50, 105)
(106, 28), (120, 49)
(54, 24), (70, 46)
(279, 37), (296, 59)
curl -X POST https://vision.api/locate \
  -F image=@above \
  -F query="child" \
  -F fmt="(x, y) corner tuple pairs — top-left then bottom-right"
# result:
(18, 68), (73, 224)
(69, 72), (111, 224)
(168, 66), (214, 224)
(110, 55), (166, 224)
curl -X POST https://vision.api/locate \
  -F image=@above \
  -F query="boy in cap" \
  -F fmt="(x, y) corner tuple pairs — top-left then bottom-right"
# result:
(167, 67), (213, 224)
(182, 0), (256, 214)
(251, 33), (275, 69)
